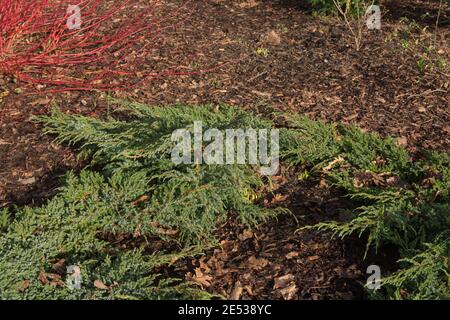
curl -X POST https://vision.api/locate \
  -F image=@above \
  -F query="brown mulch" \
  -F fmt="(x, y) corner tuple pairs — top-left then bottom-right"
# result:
(169, 167), (399, 300)
(0, 0), (448, 299)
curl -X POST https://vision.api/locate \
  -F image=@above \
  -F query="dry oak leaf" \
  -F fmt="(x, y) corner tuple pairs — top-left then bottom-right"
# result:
(248, 256), (269, 270)
(191, 268), (213, 288)
(263, 30), (282, 46)
(238, 229), (254, 241)
(270, 194), (288, 205)
(273, 274), (295, 290)
(42, 272), (61, 281)
(199, 256), (211, 274)
(45, 273), (64, 287)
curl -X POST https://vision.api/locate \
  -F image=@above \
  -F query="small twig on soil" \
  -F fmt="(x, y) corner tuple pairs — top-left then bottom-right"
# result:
(248, 71), (268, 83)
(396, 88), (448, 100)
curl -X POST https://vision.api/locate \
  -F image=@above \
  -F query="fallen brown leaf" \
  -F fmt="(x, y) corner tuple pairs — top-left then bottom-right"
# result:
(273, 274), (295, 289)
(248, 256), (269, 270)
(270, 194), (288, 205)
(285, 251), (299, 260)
(45, 273), (62, 281)
(18, 280), (30, 293)
(343, 113), (358, 122)
(52, 259), (66, 274)
(238, 229), (254, 241)
(30, 97), (51, 106)
(229, 281), (243, 300)
(38, 272), (49, 285)
(396, 136), (408, 147)
(131, 195), (149, 206)
(244, 285), (254, 296)
(199, 256), (211, 273)
(18, 177), (36, 185)
(307, 255), (320, 261)
(94, 279), (109, 290)
(279, 283), (298, 300)
(263, 30), (282, 46)
(191, 268), (212, 288)
(238, 0), (259, 9)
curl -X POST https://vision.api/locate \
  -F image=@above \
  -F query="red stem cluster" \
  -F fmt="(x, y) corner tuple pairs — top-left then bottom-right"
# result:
(0, 0), (187, 92)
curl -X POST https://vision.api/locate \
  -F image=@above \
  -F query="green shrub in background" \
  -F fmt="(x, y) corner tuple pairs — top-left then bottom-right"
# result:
(308, 0), (337, 15)
(307, 0), (377, 16)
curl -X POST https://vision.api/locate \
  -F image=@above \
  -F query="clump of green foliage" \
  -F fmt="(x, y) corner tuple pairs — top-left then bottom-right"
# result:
(0, 100), (287, 299)
(284, 115), (449, 299)
(307, 0), (375, 16)
(0, 173), (211, 299)
(381, 232), (449, 300)
(1, 101), (448, 300)
(36, 101), (285, 244)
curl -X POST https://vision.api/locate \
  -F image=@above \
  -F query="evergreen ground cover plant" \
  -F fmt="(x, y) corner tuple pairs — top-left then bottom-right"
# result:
(282, 115), (449, 299)
(0, 99), (448, 299)
(0, 100), (286, 299)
